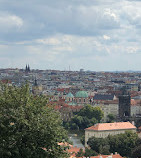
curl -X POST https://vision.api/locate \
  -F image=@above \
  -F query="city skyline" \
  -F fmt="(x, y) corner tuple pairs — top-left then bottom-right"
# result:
(0, 0), (141, 71)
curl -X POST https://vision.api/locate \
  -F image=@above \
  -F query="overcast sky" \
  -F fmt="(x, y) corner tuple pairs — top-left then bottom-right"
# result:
(0, 0), (141, 71)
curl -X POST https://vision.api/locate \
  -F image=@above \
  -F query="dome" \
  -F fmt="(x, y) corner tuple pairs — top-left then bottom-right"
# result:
(75, 91), (88, 98)
(66, 92), (74, 98)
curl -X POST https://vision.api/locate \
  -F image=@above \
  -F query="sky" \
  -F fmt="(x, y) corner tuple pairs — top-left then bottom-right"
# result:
(0, 0), (141, 71)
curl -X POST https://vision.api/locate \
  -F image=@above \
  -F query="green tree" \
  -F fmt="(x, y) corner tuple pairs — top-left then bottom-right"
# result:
(69, 105), (103, 130)
(76, 148), (84, 157)
(0, 84), (68, 158)
(87, 137), (108, 153)
(79, 105), (103, 122)
(84, 148), (98, 157)
(87, 131), (139, 157)
(107, 114), (116, 123)
(131, 144), (141, 158)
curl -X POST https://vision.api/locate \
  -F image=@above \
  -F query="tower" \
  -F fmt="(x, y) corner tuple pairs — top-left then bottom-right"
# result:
(32, 78), (42, 95)
(25, 64), (30, 73)
(119, 86), (131, 119)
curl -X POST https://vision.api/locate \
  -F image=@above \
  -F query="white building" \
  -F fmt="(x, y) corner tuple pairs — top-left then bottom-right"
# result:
(85, 122), (136, 147)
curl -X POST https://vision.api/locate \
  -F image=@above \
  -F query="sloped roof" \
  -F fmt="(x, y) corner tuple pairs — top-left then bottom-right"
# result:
(85, 122), (136, 131)
(94, 94), (114, 100)
(89, 154), (123, 158)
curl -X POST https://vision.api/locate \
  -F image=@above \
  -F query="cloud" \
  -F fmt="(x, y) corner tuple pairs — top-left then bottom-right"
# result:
(103, 35), (111, 40)
(0, 12), (23, 29)
(0, 0), (141, 70)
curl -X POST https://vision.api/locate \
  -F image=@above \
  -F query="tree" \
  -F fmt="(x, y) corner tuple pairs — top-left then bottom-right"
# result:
(87, 131), (139, 157)
(0, 84), (68, 158)
(78, 105), (104, 122)
(69, 105), (103, 130)
(107, 114), (115, 123)
(76, 148), (84, 157)
(87, 137), (108, 153)
(131, 144), (141, 158)
(84, 148), (98, 157)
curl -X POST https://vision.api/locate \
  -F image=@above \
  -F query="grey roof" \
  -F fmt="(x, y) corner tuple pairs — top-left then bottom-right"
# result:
(94, 94), (114, 100)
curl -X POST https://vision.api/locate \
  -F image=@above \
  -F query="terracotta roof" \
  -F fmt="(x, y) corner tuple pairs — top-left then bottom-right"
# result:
(67, 147), (82, 157)
(89, 154), (123, 158)
(58, 142), (73, 148)
(85, 122), (136, 131)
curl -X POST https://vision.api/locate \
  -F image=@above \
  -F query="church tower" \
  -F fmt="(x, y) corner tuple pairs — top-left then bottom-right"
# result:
(25, 64), (30, 73)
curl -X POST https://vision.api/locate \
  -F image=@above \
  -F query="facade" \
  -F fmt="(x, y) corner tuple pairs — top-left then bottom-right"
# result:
(93, 100), (118, 122)
(130, 99), (141, 117)
(85, 122), (136, 147)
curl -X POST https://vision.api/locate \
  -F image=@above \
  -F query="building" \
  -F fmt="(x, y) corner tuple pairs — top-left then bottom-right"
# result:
(93, 94), (117, 102)
(85, 122), (136, 147)
(93, 100), (119, 122)
(74, 91), (89, 105)
(65, 92), (74, 102)
(130, 99), (141, 117)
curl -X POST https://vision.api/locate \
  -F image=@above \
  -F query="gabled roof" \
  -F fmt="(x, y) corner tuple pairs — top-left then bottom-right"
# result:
(85, 122), (136, 131)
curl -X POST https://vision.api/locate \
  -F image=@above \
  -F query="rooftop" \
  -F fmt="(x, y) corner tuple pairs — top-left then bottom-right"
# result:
(75, 91), (88, 98)
(85, 122), (136, 131)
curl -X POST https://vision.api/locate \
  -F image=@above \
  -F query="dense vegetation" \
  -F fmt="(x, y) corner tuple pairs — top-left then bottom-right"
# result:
(0, 84), (68, 158)
(64, 104), (104, 130)
(87, 131), (141, 158)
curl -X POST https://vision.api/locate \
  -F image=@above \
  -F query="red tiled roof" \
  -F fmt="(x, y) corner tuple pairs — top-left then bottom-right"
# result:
(67, 147), (82, 157)
(85, 122), (136, 131)
(89, 154), (123, 158)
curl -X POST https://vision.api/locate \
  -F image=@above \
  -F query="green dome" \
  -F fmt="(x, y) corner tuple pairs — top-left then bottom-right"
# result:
(75, 91), (88, 98)
(66, 92), (74, 98)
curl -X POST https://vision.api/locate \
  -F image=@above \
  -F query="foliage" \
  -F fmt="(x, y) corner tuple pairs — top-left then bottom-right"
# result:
(68, 105), (103, 130)
(80, 135), (85, 146)
(87, 137), (108, 153)
(136, 118), (141, 128)
(107, 114), (116, 123)
(76, 148), (84, 157)
(84, 148), (98, 157)
(0, 84), (68, 158)
(87, 131), (139, 157)
(131, 144), (141, 158)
